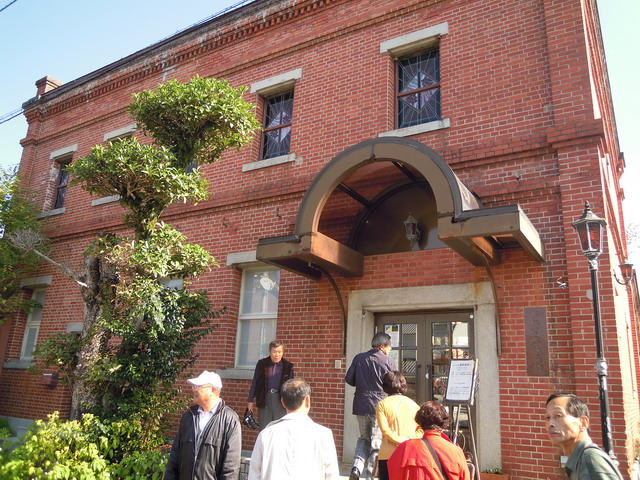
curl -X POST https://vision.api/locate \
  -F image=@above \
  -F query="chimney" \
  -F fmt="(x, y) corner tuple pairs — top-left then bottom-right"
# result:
(35, 76), (63, 96)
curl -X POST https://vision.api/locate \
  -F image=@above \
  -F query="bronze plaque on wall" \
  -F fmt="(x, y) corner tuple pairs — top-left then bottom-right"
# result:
(524, 306), (550, 376)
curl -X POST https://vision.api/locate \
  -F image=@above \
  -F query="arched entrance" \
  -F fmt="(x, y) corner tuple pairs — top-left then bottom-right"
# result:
(255, 137), (544, 470)
(257, 137), (543, 278)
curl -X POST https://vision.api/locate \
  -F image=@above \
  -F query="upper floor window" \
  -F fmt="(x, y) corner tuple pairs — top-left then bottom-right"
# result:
(397, 48), (441, 129)
(53, 160), (71, 209)
(21, 289), (46, 361)
(379, 23), (449, 137)
(262, 91), (294, 160)
(236, 266), (280, 368)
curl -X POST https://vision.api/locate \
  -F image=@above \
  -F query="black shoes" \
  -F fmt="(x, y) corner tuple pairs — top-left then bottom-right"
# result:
(349, 467), (360, 480)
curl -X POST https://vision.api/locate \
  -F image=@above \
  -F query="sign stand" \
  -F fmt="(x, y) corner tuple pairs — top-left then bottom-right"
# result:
(444, 358), (480, 480)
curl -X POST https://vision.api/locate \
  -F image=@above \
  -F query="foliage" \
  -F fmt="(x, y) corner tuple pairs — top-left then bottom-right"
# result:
(0, 413), (110, 479)
(0, 418), (12, 438)
(129, 75), (261, 168)
(0, 167), (43, 320)
(29, 75), (257, 446)
(0, 412), (169, 479)
(111, 449), (167, 480)
(68, 140), (209, 236)
(481, 468), (505, 474)
(32, 332), (82, 385)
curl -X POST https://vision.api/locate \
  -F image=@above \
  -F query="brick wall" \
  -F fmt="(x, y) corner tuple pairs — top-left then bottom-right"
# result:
(2, 0), (637, 478)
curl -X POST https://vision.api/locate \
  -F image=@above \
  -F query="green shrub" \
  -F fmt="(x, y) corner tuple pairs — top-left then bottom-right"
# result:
(0, 412), (110, 479)
(0, 412), (170, 479)
(111, 449), (168, 479)
(0, 418), (12, 438)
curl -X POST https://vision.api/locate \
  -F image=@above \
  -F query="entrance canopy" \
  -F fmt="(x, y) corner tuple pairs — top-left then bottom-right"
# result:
(257, 137), (544, 280)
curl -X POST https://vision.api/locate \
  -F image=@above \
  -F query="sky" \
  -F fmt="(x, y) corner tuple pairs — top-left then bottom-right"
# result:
(0, 0), (638, 260)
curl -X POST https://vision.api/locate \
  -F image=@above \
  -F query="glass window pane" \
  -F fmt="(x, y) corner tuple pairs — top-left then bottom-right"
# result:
(401, 349), (417, 375)
(22, 327), (39, 359)
(432, 349), (449, 365)
(433, 374), (447, 402)
(384, 324), (400, 347)
(401, 349), (417, 400)
(401, 323), (417, 347)
(452, 322), (469, 347)
(236, 318), (276, 368)
(241, 269), (280, 315)
(397, 49), (441, 128)
(432, 323), (449, 347)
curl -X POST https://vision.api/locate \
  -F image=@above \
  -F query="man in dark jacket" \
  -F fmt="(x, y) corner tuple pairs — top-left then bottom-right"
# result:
(345, 332), (397, 480)
(247, 340), (294, 429)
(165, 370), (241, 480)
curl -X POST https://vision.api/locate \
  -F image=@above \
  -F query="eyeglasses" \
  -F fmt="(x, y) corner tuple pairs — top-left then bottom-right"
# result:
(192, 384), (213, 391)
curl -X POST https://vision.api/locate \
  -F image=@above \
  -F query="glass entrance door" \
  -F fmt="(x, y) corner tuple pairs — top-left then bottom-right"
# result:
(375, 311), (474, 405)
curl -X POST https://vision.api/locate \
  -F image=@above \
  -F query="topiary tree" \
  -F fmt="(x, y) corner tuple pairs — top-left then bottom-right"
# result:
(10, 75), (260, 451)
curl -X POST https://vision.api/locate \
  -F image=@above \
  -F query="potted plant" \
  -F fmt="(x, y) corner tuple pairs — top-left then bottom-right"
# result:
(480, 468), (509, 480)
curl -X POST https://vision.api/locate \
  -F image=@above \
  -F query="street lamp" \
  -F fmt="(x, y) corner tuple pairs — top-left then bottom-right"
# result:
(571, 201), (615, 458)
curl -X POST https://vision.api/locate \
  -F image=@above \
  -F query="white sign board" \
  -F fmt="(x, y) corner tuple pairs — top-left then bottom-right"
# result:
(444, 359), (477, 404)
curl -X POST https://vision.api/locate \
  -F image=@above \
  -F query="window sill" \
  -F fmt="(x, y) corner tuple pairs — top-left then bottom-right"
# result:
(3, 360), (35, 369)
(217, 368), (254, 380)
(378, 118), (450, 138)
(91, 194), (120, 206)
(242, 153), (298, 172)
(37, 207), (65, 219)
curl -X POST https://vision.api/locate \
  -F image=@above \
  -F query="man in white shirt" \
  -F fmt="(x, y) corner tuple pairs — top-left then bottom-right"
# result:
(248, 378), (340, 480)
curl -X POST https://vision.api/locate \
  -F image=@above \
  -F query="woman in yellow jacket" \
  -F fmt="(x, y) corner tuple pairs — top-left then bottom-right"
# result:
(376, 371), (423, 480)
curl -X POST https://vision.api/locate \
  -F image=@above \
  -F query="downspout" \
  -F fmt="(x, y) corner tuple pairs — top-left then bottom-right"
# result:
(481, 255), (502, 356)
(311, 264), (348, 356)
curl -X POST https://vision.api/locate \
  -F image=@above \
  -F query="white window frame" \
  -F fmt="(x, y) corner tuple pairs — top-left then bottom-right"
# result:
(235, 265), (280, 368)
(20, 289), (46, 361)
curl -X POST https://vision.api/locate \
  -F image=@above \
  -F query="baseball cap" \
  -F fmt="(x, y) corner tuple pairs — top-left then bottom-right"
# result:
(187, 370), (222, 390)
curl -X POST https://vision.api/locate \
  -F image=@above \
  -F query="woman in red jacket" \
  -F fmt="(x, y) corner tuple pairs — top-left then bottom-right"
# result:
(387, 401), (470, 480)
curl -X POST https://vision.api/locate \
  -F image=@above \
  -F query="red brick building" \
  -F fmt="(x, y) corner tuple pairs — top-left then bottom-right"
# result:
(1, 0), (638, 477)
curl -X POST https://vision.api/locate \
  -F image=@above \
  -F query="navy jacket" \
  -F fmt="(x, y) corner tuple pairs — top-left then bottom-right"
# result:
(345, 348), (397, 416)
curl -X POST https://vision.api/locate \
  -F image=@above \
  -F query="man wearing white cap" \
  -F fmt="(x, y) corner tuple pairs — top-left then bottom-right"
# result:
(165, 370), (242, 480)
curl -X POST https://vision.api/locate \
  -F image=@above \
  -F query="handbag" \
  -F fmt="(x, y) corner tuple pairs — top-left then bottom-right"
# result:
(422, 436), (450, 480)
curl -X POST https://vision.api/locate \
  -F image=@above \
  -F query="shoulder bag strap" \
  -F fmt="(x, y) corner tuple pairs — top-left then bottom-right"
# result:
(422, 437), (451, 480)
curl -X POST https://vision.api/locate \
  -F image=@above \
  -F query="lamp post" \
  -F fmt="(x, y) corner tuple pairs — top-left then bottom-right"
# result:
(571, 201), (615, 458)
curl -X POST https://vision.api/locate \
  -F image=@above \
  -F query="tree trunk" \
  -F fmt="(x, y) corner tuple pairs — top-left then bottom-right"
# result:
(69, 251), (115, 420)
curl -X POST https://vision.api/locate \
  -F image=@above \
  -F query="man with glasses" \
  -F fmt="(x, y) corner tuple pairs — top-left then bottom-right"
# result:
(165, 370), (242, 480)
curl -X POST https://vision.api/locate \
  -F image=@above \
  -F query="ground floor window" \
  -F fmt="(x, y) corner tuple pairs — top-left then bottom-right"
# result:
(235, 266), (280, 368)
(20, 289), (46, 361)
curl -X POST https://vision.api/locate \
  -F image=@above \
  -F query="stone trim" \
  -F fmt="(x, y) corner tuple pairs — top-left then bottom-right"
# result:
(19, 276), (52, 288)
(49, 144), (78, 160)
(226, 250), (260, 267)
(250, 68), (303, 96)
(242, 153), (298, 172)
(379, 118), (450, 137)
(91, 194), (120, 206)
(342, 282), (500, 468)
(103, 123), (137, 142)
(380, 21), (449, 57)
(217, 368), (254, 380)
(3, 360), (34, 369)
(37, 207), (65, 219)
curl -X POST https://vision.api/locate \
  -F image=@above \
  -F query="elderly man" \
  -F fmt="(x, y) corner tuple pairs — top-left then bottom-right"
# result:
(165, 370), (241, 480)
(545, 393), (622, 479)
(345, 332), (397, 480)
(248, 379), (340, 480)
